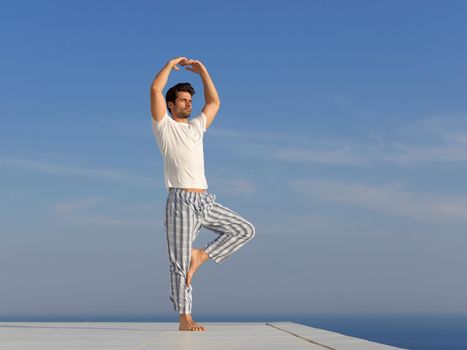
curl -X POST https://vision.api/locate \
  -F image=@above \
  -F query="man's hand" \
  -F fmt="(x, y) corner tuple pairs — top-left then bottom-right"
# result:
(185, 59), (207, 75)
(169, 57), (190, 71)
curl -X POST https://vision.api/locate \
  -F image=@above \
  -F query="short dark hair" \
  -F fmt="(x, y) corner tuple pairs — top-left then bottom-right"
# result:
(165, 82), (195, 115)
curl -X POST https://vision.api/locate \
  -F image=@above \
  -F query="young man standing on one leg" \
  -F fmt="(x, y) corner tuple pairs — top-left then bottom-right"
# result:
(150, 57), (255, 331)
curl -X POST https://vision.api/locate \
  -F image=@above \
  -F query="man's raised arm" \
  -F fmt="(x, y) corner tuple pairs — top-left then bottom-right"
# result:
(150, 57), (189, 122)
(186, 60), (220, 130)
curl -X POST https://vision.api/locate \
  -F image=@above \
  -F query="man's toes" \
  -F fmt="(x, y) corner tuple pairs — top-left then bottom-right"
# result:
(191, 324), (204, 331)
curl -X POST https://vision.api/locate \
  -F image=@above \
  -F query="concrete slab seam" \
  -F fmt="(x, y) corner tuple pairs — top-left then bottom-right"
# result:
(265, 323), (336, 350)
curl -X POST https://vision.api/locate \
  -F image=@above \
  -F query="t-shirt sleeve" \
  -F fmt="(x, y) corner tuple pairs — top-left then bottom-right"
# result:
(189, 112), (207, 133)
(152, 110), (169, 134)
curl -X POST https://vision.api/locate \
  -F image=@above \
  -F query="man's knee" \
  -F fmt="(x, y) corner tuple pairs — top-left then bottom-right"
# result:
(243, 221), (255, 241)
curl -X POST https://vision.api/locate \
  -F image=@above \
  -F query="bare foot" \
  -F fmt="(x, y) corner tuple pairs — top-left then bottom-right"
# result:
(179, 314), (206, 331)
(186, 248), (209, 287)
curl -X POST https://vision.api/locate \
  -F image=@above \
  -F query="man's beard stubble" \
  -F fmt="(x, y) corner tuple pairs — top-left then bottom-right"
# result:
(179, 110), (191, 119)
(171, 107), (191, 119)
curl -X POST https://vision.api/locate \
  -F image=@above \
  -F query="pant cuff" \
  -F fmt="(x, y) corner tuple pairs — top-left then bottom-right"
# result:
(204, 245), (226, 264)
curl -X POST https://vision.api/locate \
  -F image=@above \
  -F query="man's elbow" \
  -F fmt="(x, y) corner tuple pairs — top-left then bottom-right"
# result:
(151, 85), (163, 94)
(211, 101), (221, 112)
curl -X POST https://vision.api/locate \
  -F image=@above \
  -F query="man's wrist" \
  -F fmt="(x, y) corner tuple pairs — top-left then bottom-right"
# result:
(199, 67), (209, 77)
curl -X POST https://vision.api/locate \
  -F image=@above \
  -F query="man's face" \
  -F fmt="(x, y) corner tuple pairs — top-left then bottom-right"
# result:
(169, 91), (192, 118)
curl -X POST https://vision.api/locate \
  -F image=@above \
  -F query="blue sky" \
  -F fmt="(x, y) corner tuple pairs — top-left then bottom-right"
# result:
(1, 0), (467, 319)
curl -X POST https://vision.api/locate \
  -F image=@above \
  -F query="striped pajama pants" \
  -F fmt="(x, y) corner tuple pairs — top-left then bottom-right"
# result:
(164, 188), (255, 314)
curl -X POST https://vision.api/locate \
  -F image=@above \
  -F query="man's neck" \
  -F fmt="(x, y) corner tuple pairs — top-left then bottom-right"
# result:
(171, 114), (189, 123)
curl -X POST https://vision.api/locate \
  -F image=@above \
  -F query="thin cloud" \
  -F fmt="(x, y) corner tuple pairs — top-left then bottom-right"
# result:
(54, 198), (109, 215)
(387, 142), (467, 164)
(208, 176), (256, 195)
(387, 115), (467, 164)
(445, 133), (467, 144)
(210, 127), (370, 166)
(209, 127), (311, 145)
(0, 157), (157, 187)
(53, 198), (162, 228)
(209, 115), (467, 166)
(275, 147), (368, 166)
(291, 179), (467, 223)
(69, 216), (162, 228)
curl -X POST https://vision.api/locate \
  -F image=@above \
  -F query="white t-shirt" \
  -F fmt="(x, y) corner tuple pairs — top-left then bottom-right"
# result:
(152, 111), (208, 191)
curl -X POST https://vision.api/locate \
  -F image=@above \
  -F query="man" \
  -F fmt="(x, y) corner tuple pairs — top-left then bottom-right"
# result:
(150, 57), (255, 331)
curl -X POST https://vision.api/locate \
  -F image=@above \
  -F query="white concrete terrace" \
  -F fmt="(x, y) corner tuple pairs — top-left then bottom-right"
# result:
(0, 321), (406, 349)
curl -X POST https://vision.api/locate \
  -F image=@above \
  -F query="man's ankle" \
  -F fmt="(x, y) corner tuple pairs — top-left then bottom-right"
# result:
(179, 313), (192, 321)
(200, 249), (209, 259)
(195, 248), (209, 261)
